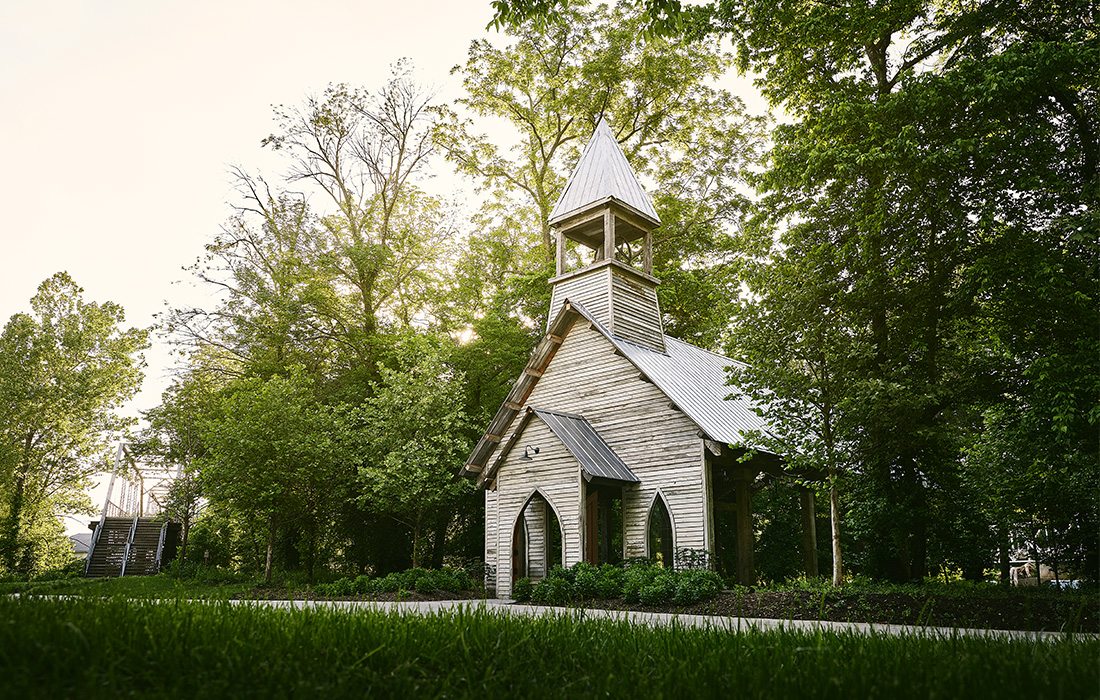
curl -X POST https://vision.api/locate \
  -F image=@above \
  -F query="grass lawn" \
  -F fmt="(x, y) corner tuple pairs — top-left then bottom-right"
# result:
(0, 597), (1095, 699)
(0, 573), (256, 599)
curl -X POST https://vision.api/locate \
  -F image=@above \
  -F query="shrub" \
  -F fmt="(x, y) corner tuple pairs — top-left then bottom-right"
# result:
(572, 563), (600, 599)
(673, 569), (723, 605)
(531, 576), (574, 606)
(596, 564), (625, 598)
(512, 577), (534, 603)
(546, 564), (575, 583)
(622, 564), (663, 603)
(638, 573), (678, 606)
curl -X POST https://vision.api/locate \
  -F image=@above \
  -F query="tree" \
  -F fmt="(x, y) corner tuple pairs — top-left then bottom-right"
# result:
(491, 0), (1098, 580)
(0, 273), (146, 574)
(197, 369), (356, 582)
(728, 234), (864, 586)
(169, 63), (457, 391)
(134, 373), (220, 566)
(438, 0), (766, 347)
(357, 336), (474, 568)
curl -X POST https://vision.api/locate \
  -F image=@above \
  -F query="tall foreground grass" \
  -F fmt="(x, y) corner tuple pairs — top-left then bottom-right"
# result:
(0, 598), (1094, 699)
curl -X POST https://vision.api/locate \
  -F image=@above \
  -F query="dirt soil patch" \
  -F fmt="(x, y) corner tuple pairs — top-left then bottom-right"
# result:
(581, 590), (1098, 632)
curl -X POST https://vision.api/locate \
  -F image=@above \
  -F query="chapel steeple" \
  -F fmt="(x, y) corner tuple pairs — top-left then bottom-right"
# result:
(546, 118), (665, 352)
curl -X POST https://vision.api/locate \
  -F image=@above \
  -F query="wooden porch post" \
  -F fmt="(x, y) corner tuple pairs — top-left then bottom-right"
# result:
(734, 471), (755, 585)
(800, 487), (819, 577)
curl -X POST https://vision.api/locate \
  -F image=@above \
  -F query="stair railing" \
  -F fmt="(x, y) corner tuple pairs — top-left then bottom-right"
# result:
(85, 444), (126, 576)
(83, 518), (105, 576)
(119, 515), (139, 577)
(154, 522), (168, 573)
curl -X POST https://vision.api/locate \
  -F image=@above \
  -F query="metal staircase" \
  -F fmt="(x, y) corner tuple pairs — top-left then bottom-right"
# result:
(84, 444), (177, 577)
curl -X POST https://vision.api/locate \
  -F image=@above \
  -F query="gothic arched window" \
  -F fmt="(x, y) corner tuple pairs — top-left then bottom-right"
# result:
(647, 494), (674, 567)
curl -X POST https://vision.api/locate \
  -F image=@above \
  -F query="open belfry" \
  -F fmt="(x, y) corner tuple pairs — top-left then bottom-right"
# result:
(460, 119), (818, 596)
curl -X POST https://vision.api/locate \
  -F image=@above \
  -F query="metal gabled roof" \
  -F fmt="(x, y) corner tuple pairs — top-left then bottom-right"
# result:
(568, 301), (773, 450)
(612, 335), (773, 448)
(460, 299), (777, 486)
(532, 408), (640, 484)
(548, 118), (660, 226)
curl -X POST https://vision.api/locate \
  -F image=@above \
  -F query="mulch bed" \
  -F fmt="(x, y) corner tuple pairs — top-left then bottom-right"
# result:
(579, 590), (1098, 633)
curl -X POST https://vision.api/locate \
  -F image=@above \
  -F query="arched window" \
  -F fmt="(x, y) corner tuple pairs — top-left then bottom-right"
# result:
(647, 494), (674, 567)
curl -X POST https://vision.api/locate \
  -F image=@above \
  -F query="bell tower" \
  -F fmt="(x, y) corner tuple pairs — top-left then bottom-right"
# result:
(547, 119), (665, 352)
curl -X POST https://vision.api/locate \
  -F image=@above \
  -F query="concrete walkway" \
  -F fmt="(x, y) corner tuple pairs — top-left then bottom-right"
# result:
(224, 598), (1092, 642)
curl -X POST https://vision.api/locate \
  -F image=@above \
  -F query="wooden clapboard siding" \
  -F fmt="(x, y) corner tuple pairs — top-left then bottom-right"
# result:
(494, 419), (581, 598)
(524, 499), (547, 580)
(484, 489), (499, 590)
(488, 319), (705, 592)
(547, 267), (612, 330)
(610, 269), (664, 351)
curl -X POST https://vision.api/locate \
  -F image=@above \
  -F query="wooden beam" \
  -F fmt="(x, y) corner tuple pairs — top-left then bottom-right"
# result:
(555, 228), (565, 276)
(554, 206), (607, 232)
(524, 368), (544, 378)
(504, 401), (523, 411)
(609, 200), (658, 233)
(734, 475), (756, 585)
(704, 439), (723, 457)
(547, 333), (564, 344)
(486, 434), (503, 442)
(603, 208), (615, 262)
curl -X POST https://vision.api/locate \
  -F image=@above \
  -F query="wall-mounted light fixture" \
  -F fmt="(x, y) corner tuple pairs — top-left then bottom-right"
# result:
(522, 445), (540, 460)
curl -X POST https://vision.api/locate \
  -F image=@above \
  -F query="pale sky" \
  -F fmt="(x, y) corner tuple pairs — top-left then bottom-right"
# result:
(0, 1), (767, 533)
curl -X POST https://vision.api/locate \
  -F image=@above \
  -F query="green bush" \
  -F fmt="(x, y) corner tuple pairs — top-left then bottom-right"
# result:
(530, 576), (574, 606)
(313, 567), (478, 598)
(638, 573), (677, 606)
(524, 562), (724, 607)
(595, 564), (625, 598)
(622, 564), (663, 603)
(673, 570), (723, 605)
(572, 562), (600, 599)
(512, 577), (534, 603)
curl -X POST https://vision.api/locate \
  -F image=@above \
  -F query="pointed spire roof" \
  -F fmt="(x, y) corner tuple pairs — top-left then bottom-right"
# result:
(548, 118), (660, 226)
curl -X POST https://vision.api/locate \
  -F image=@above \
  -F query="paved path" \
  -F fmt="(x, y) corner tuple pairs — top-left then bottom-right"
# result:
(224, 598), (1091, 642)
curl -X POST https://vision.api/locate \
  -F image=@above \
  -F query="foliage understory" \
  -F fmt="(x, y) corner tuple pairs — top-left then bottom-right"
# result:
(0, 564), (483, 601)
(0, 597), (1094, 699)
(7, 563), (1093, 632)
(509, 563), (1096, 632)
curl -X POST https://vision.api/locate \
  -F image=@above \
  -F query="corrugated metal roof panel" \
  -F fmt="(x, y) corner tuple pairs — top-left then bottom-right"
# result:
(548, 118), (660, 225)
(533, 408), (640, 484)
(561, 300), (772, 449)
(613, 334), (772, 447)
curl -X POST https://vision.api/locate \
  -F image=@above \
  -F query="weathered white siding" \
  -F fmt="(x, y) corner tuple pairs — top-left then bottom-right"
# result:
(547, 267), (612, 330)
(610, 270), (665, 352)
(488, 320), (705, 596)
(494, 418), (582, 597)
(484, 489), (498, 592)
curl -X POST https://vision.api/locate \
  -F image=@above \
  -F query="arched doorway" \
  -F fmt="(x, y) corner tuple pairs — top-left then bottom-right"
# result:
(511, 491), (564, 584)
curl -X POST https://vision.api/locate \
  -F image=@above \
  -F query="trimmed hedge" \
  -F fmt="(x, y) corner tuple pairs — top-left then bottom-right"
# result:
(514, 562), (723, 606)
(313, 567), (476, 597)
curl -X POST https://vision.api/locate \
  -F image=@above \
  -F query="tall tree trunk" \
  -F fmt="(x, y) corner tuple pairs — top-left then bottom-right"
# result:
(2, 466), (28, 572)
(264, 518), (275, 585)
(829, 473), (843, 587)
